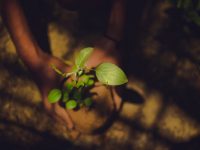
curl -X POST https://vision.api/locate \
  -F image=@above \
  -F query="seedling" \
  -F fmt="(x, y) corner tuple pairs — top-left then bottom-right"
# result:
(48, 47), (128, 110)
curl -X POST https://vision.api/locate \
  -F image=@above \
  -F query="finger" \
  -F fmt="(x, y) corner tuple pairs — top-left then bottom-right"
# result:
(42, 93), (54, 114)
(111, 87), (122, 111)
(42, 92), (74, 130)
(53, 103), (74, 130)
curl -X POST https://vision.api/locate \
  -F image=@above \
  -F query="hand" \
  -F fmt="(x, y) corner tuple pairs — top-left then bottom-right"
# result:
(29, 51), (74, 130)
(86, 37), (122, 111)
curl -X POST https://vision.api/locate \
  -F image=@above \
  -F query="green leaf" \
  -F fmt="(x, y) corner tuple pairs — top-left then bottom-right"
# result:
(88, 74), (95, 78)
(84, 98), (93, 107)
(73, 90), (82, 100)
(66, 100), (77, 109)
(65, 82), (74, 92)
(80, 74), (90, 84)
(72, 65), (78, 73)
(76, 80), (84, 88)
(48, 89), (62, 103)
(87, 79), (94, 86)
(95, 63), (128, 86)
(62, 91), (69, 102)
(78, 70), (83, 76)
(75, 47), (93, 68)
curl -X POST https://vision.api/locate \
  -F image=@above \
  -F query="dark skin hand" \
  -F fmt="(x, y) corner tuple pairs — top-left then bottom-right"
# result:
(1, 0), (125, 133)
(33, 51), (75, 129)
(35, 37), (122, 130)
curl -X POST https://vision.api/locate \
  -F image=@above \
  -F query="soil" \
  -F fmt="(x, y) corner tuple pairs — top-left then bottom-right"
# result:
(1, 1), (200, 150)
(68, 85), (115, 134)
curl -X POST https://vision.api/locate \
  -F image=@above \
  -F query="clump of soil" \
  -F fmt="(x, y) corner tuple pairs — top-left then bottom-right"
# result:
(67, 85), (115, 134)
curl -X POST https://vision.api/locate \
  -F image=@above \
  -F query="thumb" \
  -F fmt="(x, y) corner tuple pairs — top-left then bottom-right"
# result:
(41, 89), (74, 130)
(52, 103), (74, 130)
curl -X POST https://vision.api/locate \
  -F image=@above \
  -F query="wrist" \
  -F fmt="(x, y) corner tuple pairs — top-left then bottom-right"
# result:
(18, 46), (43, 69)
(94, 36), (119, 53)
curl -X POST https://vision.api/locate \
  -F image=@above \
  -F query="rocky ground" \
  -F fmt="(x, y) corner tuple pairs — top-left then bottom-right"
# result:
(0, 0), (200, 150)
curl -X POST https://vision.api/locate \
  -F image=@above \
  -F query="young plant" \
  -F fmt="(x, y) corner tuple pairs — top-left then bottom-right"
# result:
(47, 47), (128, 110)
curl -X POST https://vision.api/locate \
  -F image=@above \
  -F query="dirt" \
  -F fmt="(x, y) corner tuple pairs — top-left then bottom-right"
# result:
(1, 0), (200, 150)
(68, 85), (115, 134)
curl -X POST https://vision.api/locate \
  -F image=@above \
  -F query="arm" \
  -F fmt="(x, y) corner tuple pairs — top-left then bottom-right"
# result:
(1, 0), (41, 69)
(87, 0), (126, 66)
(105, 0), (126, 42)
(1, 0), (74, 130)
(87, 0), (126, 110)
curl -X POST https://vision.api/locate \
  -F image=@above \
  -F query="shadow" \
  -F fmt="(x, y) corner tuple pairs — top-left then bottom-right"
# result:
(117, 112), (200, 150)
(117, 85), (144, 104)
(20, 0), (54, 54)
(0, 119), (77, 150)
(119, 0), (200, 123)
(2, 0), (200, 149)
(110, 0), (200, 148)
(170, 135), (200, 150)
(0, 88), (37, 108)
(0, 54), (32, 80)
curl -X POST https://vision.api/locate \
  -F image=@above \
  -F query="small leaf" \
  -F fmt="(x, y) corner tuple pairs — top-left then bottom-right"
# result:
(72, 65), (78, 73)
(78, 70), (83, 76)
(76, 80), (84, 88)
(66, 100), (77, 109)
(75, 47), (93, 68)
(84, 98), (93, 107)
(87, 79), (94, 86)
(80, 74), (90, 84)
(62, 91), (69, 102)
(73, 89), (82, 100)
(65, 82), (74, 92)
(88, 74), (95, 78)
(95, 63), (128, 86)
(48, 89), (62, 103)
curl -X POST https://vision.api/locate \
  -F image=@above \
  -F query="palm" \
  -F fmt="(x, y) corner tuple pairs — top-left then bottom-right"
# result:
(31, 53), (74, 129)
(30, 44), (122, 131)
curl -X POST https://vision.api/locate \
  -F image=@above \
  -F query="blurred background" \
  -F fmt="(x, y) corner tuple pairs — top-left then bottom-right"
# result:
(1, 0), (200, 149)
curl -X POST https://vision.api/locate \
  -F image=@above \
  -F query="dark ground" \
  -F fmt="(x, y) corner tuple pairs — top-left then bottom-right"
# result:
(0, 0), (200, 149)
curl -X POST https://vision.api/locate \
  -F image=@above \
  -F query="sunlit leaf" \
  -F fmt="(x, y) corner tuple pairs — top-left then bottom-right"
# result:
(80, 74), (90, 84)
(84, 98), (93, 107)
(78, 70), (83, 76)
(62, 91), (69, 102)
(48, 89), (62, 103)
(75, 47), (93, 68)
(65, 82), (73, 92)
(95, 63), (128, 86)
(72, 65), (78, 73)
(66, 100), (77, 109)
(87, 79), (94, 86)
(76, 80), (84, 88)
